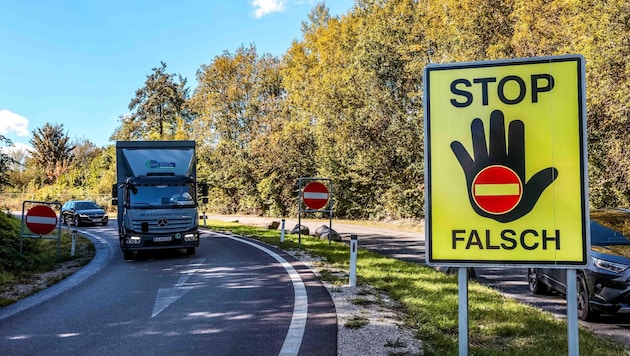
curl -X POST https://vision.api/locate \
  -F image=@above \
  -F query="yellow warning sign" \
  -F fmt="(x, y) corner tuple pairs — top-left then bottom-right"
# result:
(424, 55), (588, 266)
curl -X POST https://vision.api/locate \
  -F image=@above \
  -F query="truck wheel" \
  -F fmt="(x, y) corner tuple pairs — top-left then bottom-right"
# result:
(186, 247), (196, 255)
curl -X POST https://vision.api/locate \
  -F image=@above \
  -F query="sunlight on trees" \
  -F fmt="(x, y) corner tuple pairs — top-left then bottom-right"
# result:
(3, 0), (629, 216)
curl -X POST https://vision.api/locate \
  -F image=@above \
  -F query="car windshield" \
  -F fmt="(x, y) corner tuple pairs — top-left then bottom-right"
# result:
(129, 184), (195, 208)
(590, 210), (630, 245)
(75, 202), (100, 210)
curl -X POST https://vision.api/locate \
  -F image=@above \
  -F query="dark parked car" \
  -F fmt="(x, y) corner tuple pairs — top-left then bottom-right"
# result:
(528, 208), (630, 321)
(61, 200), (108, 227)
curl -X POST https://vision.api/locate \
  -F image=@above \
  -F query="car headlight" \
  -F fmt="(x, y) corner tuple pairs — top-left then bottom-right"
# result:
(592, 257), (629, 274)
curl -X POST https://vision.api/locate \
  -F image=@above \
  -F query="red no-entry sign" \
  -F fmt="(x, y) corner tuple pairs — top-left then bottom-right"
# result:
(25, 205), (58, 235)
(472, 165), (523, 214)
(303, 182), (330, 210)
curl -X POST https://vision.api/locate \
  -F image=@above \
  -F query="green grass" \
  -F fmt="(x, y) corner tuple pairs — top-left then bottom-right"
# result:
(345, 315), (370, 329)
(205, 220), (628, 356)
(0, 224), (95, 306)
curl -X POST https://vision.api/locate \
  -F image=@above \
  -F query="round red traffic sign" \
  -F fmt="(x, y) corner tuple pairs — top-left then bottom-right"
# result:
(303, 182), (330, 210)
(472, 165), (522, 214)
(25, 205), (58, 235)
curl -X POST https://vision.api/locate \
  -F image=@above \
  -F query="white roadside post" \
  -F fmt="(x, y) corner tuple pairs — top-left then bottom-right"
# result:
(349, 234), (358, 287)
(281, 219), (286, 242)
(71, 229), (77, 257)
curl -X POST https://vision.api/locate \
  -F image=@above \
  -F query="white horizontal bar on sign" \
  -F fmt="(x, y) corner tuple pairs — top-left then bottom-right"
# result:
(304, 192), (328, 199)
(26, 216), (57, 225)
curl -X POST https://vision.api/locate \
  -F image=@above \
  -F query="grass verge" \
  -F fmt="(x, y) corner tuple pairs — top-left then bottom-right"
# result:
(0, 225), (95, 307)
(205, 220), (627, 356)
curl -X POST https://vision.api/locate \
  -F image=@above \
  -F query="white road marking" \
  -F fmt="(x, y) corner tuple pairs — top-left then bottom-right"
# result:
(215, 232), (308, 356)
(152, 258), (205, 318)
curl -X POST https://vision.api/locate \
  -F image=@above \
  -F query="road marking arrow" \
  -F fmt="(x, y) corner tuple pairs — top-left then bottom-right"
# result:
(152, 258), (205, 318)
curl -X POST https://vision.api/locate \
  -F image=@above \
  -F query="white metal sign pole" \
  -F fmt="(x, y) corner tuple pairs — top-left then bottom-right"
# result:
(458, 267), (469, 356)
(566, 269), (579, 356)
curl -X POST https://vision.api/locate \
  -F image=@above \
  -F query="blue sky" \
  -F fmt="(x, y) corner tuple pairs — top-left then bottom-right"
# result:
(0, 0), (354, 151)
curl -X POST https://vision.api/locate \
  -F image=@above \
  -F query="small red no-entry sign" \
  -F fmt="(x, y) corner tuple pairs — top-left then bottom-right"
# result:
(303, 182), (330, 210)
(472, 165), (523, 214)
(25, 205), (58, 235)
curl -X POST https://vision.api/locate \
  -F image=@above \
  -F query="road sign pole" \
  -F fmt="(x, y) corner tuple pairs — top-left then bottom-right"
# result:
(566, 269), (579, 356)
(458, 267), (469, 356)
(281, 219), (285, 242)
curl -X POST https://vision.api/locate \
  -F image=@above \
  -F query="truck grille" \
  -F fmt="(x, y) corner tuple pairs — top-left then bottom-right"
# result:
(131, 216), (192, 233)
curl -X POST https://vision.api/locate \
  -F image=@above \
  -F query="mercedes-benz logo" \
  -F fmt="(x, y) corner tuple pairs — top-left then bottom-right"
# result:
(157, 218), (168, 227)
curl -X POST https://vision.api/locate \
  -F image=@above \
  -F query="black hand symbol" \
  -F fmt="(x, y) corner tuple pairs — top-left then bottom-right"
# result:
(450, 110), (558, 223)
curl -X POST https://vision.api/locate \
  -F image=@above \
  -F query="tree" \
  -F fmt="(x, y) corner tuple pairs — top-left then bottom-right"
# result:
(56, 139), (101, 188)
(190, 45), (275, 213)
(301, 2), (332, 35)
(29, 123), (74, 184)
(0, 135), (17, 188)
(111, 61), (193, 141)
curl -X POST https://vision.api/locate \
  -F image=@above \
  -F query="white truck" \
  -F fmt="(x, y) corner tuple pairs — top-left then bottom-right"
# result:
(112, 141), (201, 260)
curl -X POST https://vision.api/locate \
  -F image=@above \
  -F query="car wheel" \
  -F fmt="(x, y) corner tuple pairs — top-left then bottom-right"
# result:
(577, 274), (598, 321)
(186, 247), (196, 255)
(528, 268), (549, 295)
(74, 216), (82, 227)
(102, 220), (108, 226)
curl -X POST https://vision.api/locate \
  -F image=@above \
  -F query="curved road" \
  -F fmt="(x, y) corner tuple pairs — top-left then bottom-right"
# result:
(206, 215), (630, 347)
(0, 222), (336, 356)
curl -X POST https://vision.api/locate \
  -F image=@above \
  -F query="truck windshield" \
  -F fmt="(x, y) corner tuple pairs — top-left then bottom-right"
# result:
(129, 185), (195, 208)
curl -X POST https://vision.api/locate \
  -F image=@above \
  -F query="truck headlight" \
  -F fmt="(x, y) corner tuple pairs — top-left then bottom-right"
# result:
(183, 234), (198, 242)
(126, 236), (142, 245)
(592, 257), (629, 274)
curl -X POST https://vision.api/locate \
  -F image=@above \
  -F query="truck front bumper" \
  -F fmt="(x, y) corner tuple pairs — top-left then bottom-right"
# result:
(121, 230), (200, 251)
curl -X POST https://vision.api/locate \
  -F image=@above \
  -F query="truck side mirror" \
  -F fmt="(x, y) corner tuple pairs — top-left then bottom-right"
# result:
(112, 184), (118, 199)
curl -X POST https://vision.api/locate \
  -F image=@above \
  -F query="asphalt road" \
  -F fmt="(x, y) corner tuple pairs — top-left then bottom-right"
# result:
(0, 221), (336, 356)
(206, 214), (630, 347)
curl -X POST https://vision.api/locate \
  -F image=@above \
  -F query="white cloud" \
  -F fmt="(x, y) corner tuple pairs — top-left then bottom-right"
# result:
(0, 109), (29, 137)
(0, 142), (32, 156)
(252, 0), (287, 18)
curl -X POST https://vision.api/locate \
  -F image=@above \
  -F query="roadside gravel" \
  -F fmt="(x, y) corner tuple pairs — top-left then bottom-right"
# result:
(285, 249), (423, 356)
